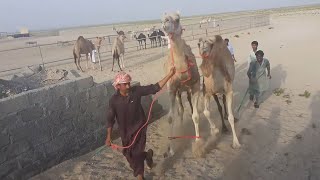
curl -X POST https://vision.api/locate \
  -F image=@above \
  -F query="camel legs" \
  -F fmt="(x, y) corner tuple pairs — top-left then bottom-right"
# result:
(187, 90), (193, 114)
(176, 90), (184, 125)
(90, 53), (95, 70)
(74, 55), (80, 70)
(213, 95), (228, 133)
(77, 57), (84, 72)
(203, 94), (220, 136)
(225, 91), (241, 148)
(223, 95), (228, 119)
(97, 50), (102, 71)
(191, 90), (201, 142)
(86, 54), (89, 70)
(167, 89), (177, 156)
(111, 57), (114, 71)
(117, 57), (122, 71)
(120, 54), (125, 69)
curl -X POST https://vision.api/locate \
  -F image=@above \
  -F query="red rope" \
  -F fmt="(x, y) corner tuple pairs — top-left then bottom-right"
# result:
(168, 136), (202, 140)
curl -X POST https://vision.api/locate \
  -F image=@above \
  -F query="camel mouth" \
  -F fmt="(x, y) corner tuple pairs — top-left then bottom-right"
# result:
(199, 51), (210, 59)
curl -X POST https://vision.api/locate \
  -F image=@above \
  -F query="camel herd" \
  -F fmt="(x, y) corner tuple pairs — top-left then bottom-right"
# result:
(72, 28), (168, 72)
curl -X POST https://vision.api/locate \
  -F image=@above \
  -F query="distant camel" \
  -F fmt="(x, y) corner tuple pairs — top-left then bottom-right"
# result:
(111, 33), (126, 71)
(73, 36), (95, 72)
(134, 32), (147, 50)
(157, 29), (167, 46)
(112, 27), (124, 35)
(93, 36), (104, 71)
(148, 31), (158, 48)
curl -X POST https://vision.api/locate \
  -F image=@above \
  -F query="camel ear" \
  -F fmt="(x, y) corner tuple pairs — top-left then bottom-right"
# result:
(199, 37), (203, 43)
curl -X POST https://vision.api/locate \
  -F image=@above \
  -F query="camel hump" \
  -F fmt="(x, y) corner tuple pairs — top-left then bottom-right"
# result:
(77, 36), (85, 41)
(214, 35), (223, 43)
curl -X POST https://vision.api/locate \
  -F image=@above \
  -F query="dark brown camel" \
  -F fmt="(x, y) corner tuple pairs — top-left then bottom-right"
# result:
(134, 33), (147, 50)
(73, 36), (95, 72)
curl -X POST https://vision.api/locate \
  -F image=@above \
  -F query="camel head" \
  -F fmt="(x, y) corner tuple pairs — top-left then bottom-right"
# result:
(198, 35), (224, 59)
(161, 11), (182, 39)
(96, 36), (104, 42)
(116, 30), (125, 36)
(118, 34), (126, 42)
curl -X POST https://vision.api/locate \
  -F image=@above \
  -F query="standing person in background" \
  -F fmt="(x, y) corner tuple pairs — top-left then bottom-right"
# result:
(224, 38), (236, 62)
(247, 41), (260, 69)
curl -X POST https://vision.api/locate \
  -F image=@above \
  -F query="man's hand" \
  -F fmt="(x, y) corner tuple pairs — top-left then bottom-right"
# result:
(158, 67), (176, 88)
(169, 67), (176, 77)
(267, 74), (272, 79)
(105, 137), (112, 146)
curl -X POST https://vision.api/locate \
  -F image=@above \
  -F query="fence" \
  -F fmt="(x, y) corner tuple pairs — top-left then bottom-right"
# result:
(0, 14), (270, 77)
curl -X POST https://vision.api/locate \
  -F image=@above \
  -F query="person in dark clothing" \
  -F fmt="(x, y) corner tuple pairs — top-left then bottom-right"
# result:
(106, 67), (176, 180)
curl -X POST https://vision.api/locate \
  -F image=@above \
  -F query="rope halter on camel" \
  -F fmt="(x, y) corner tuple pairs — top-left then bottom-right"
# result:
(168, 27), (196, 86)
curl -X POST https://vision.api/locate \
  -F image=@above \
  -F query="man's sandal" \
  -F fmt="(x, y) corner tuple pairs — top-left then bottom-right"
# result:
(146, 149), (154, 169)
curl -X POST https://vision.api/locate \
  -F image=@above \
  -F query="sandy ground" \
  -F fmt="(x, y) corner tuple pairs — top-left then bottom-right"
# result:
(28, 9), (320, 180)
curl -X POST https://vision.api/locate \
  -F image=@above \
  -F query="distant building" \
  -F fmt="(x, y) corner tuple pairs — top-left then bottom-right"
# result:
(0, 32), (8, 38)
(7, 28), (30, 38)
(20, 27), (29, 35)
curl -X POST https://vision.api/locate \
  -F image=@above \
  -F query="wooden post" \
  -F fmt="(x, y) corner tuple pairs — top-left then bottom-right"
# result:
(192, 25), (194, 40)
(38, 46), (45, 68)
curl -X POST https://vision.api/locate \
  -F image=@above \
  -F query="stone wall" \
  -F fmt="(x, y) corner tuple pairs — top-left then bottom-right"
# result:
(0, 76), (163, 180)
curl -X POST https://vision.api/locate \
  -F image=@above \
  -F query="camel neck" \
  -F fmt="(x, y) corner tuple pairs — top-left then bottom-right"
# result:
(170, 37), (188, 69)
(171, 37), (184, 53)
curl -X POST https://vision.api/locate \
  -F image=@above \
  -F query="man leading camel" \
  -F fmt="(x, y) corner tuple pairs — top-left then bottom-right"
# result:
(106, 67), (176, 180)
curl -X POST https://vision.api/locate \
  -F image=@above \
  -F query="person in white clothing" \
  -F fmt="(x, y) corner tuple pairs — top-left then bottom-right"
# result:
(224, 38), (236, 62)
(247, 41), (260, 69)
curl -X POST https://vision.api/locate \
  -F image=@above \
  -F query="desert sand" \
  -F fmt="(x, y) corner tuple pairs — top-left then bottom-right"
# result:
(26, 8), (320, 180)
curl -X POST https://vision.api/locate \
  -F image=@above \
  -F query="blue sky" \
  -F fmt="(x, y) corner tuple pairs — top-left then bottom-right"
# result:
(0, 0), (319, 32)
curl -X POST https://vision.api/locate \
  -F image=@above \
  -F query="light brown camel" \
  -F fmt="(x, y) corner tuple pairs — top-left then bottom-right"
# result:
(111, 33), (126, 71)
(93, 36), (104, 71)
(73, 36), (96, 72)
(162, 12), (202, 157)
(198, 35), (241, 148)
